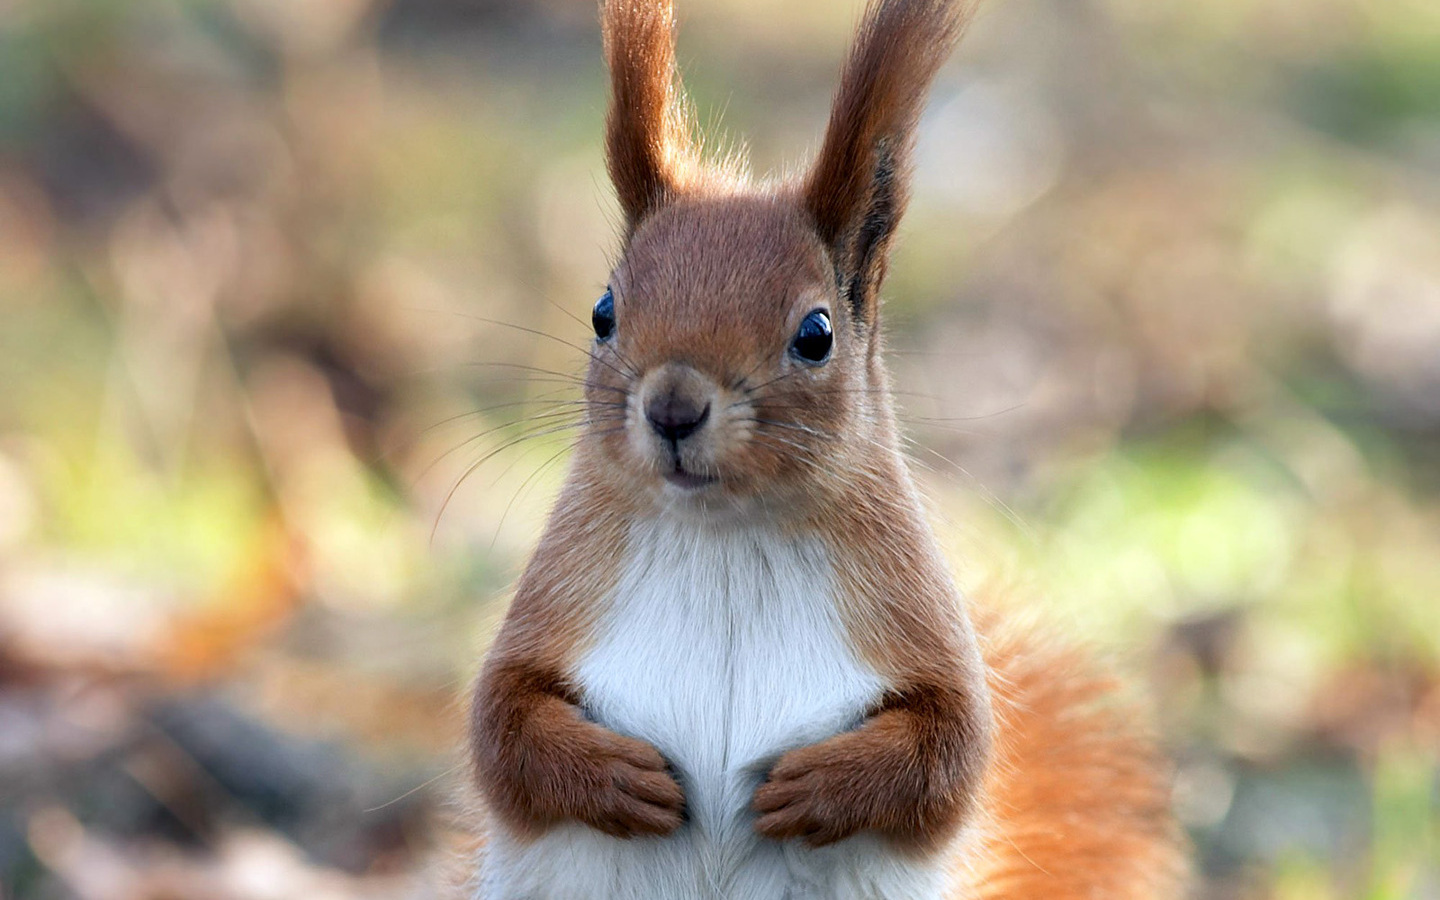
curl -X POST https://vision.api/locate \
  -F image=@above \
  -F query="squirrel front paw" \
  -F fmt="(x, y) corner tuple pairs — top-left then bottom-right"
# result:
(752, 704), (981, 850)
(752, 736), (876, 847)
(572, 730), (686, 838)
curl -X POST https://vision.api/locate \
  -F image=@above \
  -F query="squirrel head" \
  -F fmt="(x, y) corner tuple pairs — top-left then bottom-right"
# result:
(583, 0), (974, 511)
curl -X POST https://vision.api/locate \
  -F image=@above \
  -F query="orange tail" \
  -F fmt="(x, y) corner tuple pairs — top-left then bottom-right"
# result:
(962, 601), (1189, 898)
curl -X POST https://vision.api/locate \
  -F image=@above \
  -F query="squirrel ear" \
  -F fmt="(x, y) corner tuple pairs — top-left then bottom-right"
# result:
(603, 0), (696, 235)
(804, 0), (974, 329)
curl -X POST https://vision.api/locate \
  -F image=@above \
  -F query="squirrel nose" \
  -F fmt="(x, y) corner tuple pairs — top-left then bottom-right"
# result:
(645, 392), (710, 444)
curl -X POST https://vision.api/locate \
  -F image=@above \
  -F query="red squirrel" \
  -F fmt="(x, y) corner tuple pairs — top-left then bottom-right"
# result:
(467, 0), (1187, 896)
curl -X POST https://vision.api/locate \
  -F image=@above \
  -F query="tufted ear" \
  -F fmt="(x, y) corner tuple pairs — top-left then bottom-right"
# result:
(602, 0), (697, 236)
(804, 0), (974, 330)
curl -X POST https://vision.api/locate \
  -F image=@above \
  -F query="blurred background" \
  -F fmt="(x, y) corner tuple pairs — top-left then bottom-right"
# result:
(1, 0), (1438, 897)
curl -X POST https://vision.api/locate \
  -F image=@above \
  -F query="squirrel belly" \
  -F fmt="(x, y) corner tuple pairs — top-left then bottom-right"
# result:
(476, 512), (955, 900)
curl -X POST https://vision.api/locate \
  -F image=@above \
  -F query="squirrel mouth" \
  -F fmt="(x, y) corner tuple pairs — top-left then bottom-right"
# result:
(663, 464), (716, 491)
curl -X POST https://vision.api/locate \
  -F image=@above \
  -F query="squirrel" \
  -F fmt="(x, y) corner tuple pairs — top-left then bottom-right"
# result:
(466, 0), (1188, 897)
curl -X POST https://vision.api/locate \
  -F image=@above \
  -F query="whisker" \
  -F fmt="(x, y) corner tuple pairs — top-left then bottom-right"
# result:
(747, 433), (830, 479)
(743, 385), (941, 405)
(899, 435), (1037, 543)
(748, 417), (834, 440)
(406, 307), (639, 382)
(404, 362), (631, 402)
(449, 361), (630, 394)
(412, 395), (596, 442)
(415, 406), (603, 489)
(902, 402), (1027, 427)
(369, 393), (575, 467)
(429, 418), (627, 544)
(539, 295), (647, 381)
(732, 348), (781, 391)
(742, 414), (930, 481)
(480, 415), (623, 491)
(743, 365), (810, 396)
(490, 442), (576, 549)
(543, 296), (595, 336)
(363, 762), (466, 813)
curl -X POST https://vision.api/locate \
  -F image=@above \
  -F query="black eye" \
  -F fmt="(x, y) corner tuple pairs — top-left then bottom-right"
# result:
(592, 289), (616, 341)
(790, 309), (833, 364)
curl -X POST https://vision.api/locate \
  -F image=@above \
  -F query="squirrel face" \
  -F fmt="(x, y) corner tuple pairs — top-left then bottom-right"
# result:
(572, 0), (968, 514)
(585, 194), (881, 509)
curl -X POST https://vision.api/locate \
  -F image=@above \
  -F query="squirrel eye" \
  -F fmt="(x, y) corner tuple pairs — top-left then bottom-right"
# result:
(592, 289), (616, 341)
(790, 309), (833, 364)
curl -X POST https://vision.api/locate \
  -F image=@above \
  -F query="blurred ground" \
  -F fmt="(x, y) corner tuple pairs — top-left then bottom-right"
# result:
(1, 0), (1438, 898)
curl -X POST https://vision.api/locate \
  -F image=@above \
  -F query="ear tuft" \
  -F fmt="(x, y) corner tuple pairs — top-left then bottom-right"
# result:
(805, 0), (976, 326)
(603, 0), (697, 235)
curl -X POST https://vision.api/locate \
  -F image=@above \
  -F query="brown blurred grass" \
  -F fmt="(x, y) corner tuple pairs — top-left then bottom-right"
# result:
(1, 0), (1438, 898)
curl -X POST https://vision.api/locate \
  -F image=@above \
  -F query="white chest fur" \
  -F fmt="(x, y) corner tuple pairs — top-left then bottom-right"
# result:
(478, 516), (948, 900)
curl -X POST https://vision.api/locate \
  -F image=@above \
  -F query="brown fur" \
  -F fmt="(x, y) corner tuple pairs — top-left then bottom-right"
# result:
(603, 0), (700, 232)
(806, 0), (976, 329)
(966, 598), (1189, 897)
(467, 0), (1187, 894)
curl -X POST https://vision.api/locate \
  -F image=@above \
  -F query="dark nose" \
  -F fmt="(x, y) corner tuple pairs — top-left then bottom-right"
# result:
(645, 391), (710, 444)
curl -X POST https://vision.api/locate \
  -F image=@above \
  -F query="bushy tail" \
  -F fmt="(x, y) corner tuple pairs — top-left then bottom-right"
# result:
(961, 599), (1189, 899)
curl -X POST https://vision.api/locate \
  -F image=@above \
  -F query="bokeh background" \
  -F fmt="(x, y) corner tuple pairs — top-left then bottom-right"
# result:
(2, 0), (1438, 897)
